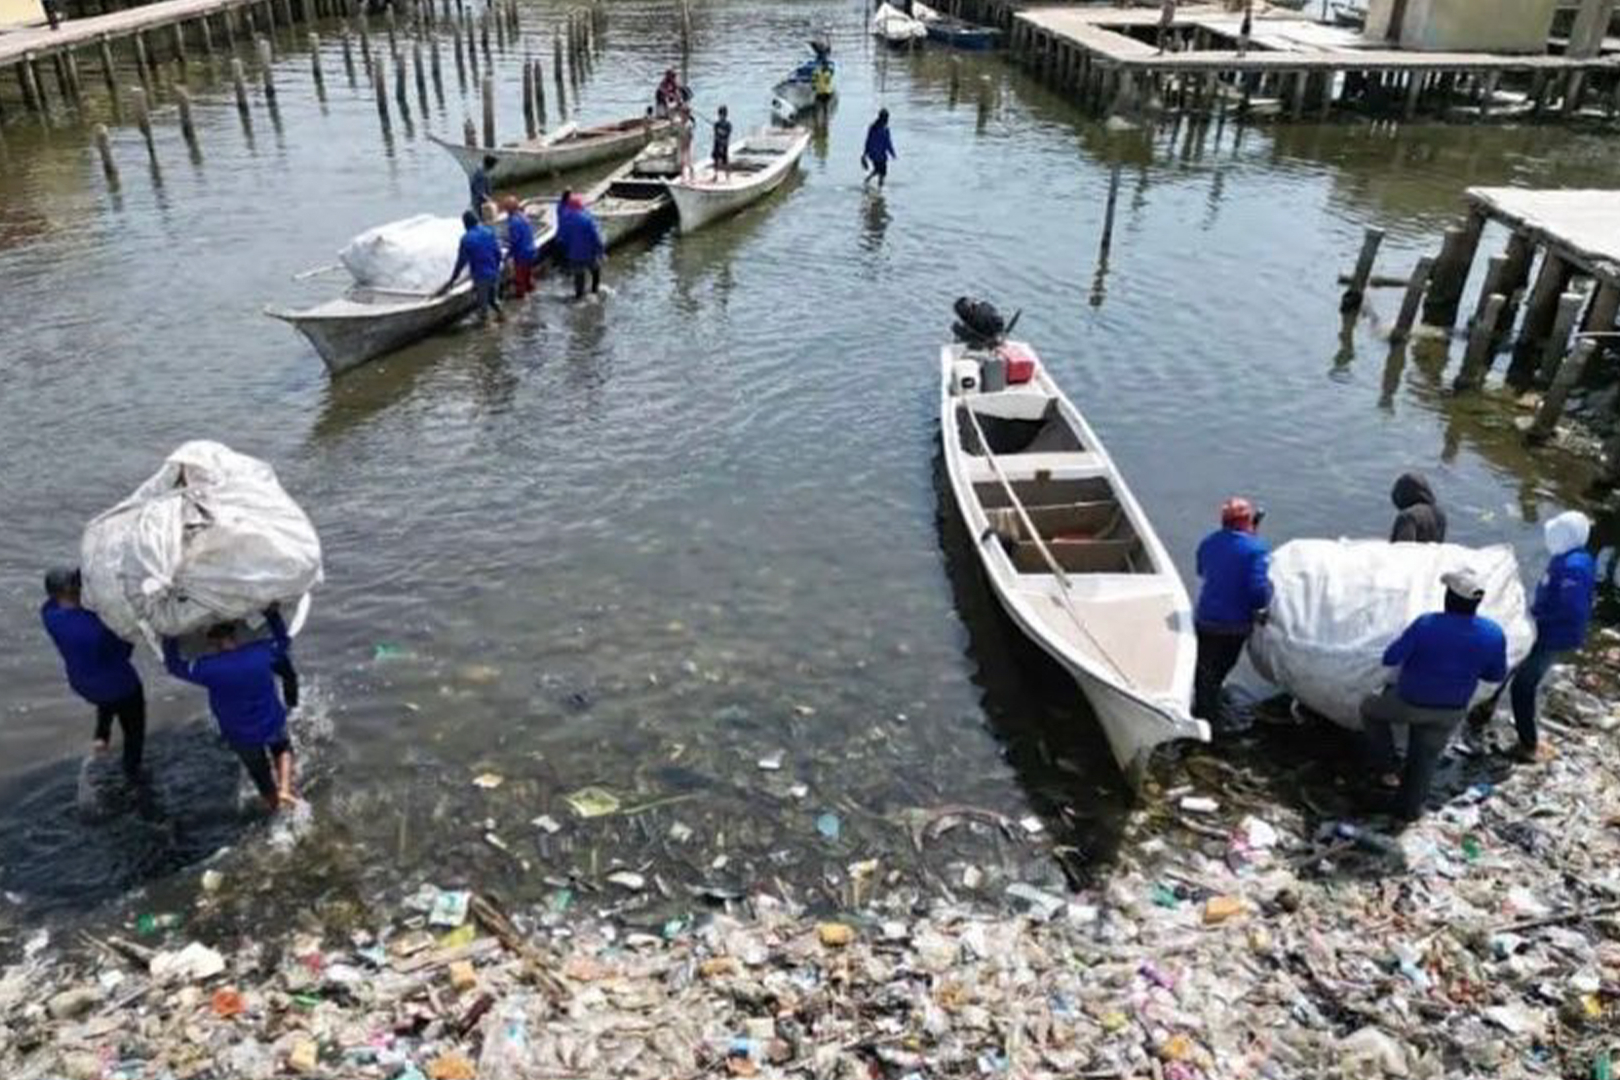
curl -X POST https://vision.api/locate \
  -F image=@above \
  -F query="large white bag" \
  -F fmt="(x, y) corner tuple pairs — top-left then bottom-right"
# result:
(339, 214), (464, 293)
(80, 442), (322, 643)
(1246, 539), (1534, 729)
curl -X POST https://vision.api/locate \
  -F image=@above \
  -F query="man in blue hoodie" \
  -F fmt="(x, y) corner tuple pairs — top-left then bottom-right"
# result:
(436, 210), (505, 323)
(163, 608), (298, 813)
(556, 193), (605, 301)
(861, 109), (896, 188)
(1509, 510), (1596, 760)
(1193, 498), (1272, 723)
(40, 567), (146, 779)
(1361, 568), (1507, 820)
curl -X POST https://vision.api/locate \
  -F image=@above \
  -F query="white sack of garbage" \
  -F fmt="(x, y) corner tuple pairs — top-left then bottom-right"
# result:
(1245, 539), (1534, 729)
(339, 214), (463, 293)
(80, 442), (322, 643)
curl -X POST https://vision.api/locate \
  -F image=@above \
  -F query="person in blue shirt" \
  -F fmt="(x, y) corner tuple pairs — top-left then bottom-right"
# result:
(436, 210), (505, 323)
(556, 193), (605, 301)
(163, 607), (299, 813)
(40, 567), (146, 779)
(1361, 568), (1507, 821)
(469, 155), (497, 218)
(500, 196), (539, 301)
(861, 109), (897, 188)
(1192, 498), (1272, 724)
(1509, 510), (1596, 760)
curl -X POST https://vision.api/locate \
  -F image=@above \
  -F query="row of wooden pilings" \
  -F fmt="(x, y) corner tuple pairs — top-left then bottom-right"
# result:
(83, 0), (607, 188)
(1338, 217), (1620, 460)
(1006, 23), (1620, 123)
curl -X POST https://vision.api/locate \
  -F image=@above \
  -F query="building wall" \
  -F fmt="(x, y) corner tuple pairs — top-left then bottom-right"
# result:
(0, 0), (46, 29)
(1367, 0), (1558, 52)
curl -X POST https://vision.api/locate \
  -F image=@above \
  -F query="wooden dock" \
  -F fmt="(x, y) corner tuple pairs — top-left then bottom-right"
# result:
(1010, 4), (1620, 122)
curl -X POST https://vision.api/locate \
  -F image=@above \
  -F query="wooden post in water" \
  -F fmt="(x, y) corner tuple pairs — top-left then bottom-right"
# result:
(373, 55), (390, 127)
(1516, 253), (1575, 356)
(1469, 255), (1511, 334)
(1537, 290), (1591, 383)
(413, 40), (428, 111)
(133, 33), (154, 93)
(171, 22), (188, 67)
(480, 10), (491, 60)
(309, 32), (325, 95)
(358, 13), (372, 71)
(175, 85), (198, 146)
(1341, 226), (1385, 313)
(200, 16), (215, 62)
(430, 36), (443, 102)
(1454, 293), (1506, 391)
(1528, 339), (1596, 442)
(256, 36), (276, 100)
(393, 45), (409, 113)
(93, 123), (119, 185)
(453, 17), (467, 87)
(1424, 212), (1486, 328)
(129, 85), (156, 159)
(231, 57), (251, 116)
(533, 56), (546, 123)
(466, 11), (480, 78)
(1585, 282), (1620, 336)
(1493, 231), (1537, 341)
(522, 58), (535, 138)
(341, 22), (356, 84)
(1391, 257), (1433, 343)
(552, 32), (566, 112)
(98, 35), (117, 96)
(63, 50), (83, 104)
(463, 115), (476, 146)
(482, 73), (495, 147)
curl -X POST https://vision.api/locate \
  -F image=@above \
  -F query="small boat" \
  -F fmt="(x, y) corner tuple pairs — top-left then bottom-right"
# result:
(523, 140), (680, 249)
(1327, 0), (1367, 27)
(871, 2), (928, 46)
(938, 327), (1205, 784)
(266, 285), (479, 376)
(912, 3), (1000, 50)
(268, 213), (559, 375)
(429, 115), (673, 186)
(772, 77), (819, 121)
(666, 127), (810, 234)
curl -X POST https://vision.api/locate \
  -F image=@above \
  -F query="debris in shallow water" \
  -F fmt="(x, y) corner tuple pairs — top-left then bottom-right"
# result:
(149, 941), (225, 983)
(815, 812), (841, 839)
(428, 890), (471, 928)
(210, 988), (246, 1017)
(1018, 814), (1045, 835)
(1179, 795), (1219, 814)
(200, 868), (224, 893)
(817, 922), (854, 947)
(563, 786), (621, 818)
(531, 814), (562, 834)
(472, 772), (504, 789)
(756, 751), (784, 771)
(606, 871), (647, 891)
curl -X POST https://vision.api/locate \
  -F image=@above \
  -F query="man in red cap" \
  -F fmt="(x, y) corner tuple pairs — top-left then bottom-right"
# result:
(1192, 498), (1272, 724)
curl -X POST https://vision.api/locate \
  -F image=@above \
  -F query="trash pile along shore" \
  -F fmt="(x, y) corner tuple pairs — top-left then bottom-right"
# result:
(2, 650), (1619, 1080)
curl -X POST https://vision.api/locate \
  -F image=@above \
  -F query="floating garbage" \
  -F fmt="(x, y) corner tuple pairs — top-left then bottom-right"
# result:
(562, 786), (621, 818)
(471, 773), (504, 790)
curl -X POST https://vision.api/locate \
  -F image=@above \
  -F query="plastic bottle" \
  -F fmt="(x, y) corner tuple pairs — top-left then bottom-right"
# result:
(479, 995), (539, 1078)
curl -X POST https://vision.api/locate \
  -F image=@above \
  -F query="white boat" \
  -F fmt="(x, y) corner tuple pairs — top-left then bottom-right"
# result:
(268, 214), (559, 375)
(666, 127), (810, 234)
(871, 2), (928, 46)
(266, 285), (478, 376)
(939, 338), (1206, 784)
(429, 115), (673, 186)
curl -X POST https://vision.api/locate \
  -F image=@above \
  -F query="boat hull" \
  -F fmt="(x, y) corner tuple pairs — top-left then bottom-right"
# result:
(666, 130), (809, 234)
(925, 21), (999, 49)
(268, 287), (478, 376)
(431, 120), (671, 185)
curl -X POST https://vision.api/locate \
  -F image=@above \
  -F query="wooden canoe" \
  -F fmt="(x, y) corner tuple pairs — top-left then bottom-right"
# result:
(430, 115), (673, 185)
(938, 339), (1206, 784)
(665, 127), (810, 234)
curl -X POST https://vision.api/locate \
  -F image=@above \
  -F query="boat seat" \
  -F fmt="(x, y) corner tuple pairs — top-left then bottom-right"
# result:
(1010, 538), (1144, 575)
(966, 452), (1102, 482)
(986, 501), (1125, 544)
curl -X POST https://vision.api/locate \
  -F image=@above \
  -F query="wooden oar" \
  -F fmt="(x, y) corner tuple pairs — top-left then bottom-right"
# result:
(961, 399), (1132, 684)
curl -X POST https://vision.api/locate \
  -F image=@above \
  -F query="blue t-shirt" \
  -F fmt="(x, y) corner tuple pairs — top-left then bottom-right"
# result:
(506, 211), (538, 265)
(452, 225), (504, 284)
(41, 601), (141, 705)
(1384, 611), (1508, 710)
(556, 206), (604, 265)
(1532, 549), (1596, 651)
(1195, 529), (1272, 630)
(164, 611), (292, 748)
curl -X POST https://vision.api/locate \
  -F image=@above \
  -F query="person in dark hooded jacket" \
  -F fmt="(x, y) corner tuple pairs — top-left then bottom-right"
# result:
(1390, 472), (1447, 544)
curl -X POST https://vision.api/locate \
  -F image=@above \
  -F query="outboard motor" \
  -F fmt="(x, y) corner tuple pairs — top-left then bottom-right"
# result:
(952, 296), (1006, 350)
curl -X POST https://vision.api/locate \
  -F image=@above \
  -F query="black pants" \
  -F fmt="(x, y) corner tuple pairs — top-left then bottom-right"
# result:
(571, 261), (601, 299)
(1193, 627), (1248, 721)
(94, 690), (146, 776)
(235, 739), (292, 802)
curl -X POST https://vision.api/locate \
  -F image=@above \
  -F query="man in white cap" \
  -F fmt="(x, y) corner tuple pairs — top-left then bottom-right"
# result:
(1360, 567), (1507, 821)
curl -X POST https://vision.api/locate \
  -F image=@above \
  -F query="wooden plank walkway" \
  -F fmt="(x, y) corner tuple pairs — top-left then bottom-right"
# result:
(1468, 187), (1620, 288)
(1016, 4), (1620, 74)
(0, 0), (262, 64)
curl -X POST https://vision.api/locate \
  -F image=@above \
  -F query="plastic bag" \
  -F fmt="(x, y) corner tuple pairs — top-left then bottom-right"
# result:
(1245, 539), (1533, 728)
(80, 442), (322, 643)
(339, 214), (464, 292)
